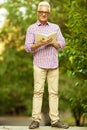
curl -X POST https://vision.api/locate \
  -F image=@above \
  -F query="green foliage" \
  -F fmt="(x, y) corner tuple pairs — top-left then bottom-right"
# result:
(59, 0), (87, 126)
(0, 45), (33, 116)
(59, 75), (87, 126)
(0, 0), (38, 115)
(64, 0), (87, 79)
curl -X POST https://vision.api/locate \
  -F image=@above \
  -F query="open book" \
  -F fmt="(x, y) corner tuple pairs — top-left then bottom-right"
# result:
(35, 32), (57, 43)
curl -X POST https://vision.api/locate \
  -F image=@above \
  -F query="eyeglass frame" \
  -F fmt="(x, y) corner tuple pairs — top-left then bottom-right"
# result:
(38, 11), (50, 15)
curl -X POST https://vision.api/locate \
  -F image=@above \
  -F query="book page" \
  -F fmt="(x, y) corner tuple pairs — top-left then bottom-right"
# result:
(35, 32), (57, 43)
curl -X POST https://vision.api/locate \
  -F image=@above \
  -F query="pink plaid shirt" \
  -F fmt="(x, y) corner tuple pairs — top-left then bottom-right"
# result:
(24, 20), (65, 69)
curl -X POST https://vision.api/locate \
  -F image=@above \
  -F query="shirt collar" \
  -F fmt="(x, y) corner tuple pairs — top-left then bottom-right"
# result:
(36, 20), (49, 26)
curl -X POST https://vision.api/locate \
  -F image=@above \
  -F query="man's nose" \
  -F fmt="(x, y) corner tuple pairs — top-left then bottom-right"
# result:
(42, 12), (46, 15)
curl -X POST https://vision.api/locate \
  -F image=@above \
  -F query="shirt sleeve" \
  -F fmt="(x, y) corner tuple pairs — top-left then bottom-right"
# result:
(57, 25), (66, 49)
(24, 26), (35, 53)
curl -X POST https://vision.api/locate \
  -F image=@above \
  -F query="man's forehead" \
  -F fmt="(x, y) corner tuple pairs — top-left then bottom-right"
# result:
(38, 5), (49, 10)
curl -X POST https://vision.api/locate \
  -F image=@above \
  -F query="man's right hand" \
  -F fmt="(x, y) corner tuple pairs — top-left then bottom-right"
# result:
(40, 37), (53, 45)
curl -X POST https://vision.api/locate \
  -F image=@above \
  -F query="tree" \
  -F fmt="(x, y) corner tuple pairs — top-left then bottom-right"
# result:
(0, 0), (37, 115)
(59, 0), (87, 126)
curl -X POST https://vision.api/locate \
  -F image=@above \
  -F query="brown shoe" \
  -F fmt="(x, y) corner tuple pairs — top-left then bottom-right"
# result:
(29, 121), (39, 129)
(51, 120), (69, 129)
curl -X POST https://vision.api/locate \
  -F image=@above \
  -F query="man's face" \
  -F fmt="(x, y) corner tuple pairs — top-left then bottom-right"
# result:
(37, 5), (50, 23)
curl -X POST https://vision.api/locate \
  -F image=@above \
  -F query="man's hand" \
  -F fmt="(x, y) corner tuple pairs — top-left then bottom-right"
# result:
(51, 42), (61, 49)
(31, 37), (52, 51)
(40, 37), (53, 45)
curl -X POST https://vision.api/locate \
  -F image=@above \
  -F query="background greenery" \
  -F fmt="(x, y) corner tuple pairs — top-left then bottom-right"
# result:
(0, 0), (87, 126)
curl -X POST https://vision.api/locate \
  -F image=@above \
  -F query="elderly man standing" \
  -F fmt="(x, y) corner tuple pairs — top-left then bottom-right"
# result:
(24, 1), (69, 129)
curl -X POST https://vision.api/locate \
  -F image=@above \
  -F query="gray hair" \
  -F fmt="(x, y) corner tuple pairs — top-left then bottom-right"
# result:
(37, 1), (51, 12)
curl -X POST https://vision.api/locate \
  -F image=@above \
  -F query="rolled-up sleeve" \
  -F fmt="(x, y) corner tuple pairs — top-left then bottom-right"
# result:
(24, 26), (35, 53)
(57, 25), (66, 49)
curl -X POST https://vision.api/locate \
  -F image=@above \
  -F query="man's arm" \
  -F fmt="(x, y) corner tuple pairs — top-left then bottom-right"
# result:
(31, 41), (43, 51)
(31, 37), (52, 51)
(51, 42), (61, 49)
(51, 25), (66, 50)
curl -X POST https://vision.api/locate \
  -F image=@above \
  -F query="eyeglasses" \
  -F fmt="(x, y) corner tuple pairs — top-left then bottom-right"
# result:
(38, 11), (50, 15)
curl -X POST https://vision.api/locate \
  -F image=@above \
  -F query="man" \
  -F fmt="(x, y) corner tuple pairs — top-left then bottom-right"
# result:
(24, 1), (69, 129)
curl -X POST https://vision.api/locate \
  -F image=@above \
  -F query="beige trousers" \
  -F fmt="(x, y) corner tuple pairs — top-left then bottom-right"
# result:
(32, 65), (60, 124)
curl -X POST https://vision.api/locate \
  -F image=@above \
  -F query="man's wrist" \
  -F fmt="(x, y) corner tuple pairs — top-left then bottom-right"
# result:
(52, 42), (61, 49)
